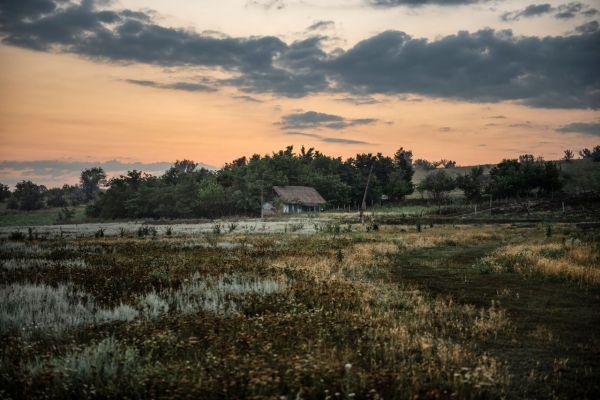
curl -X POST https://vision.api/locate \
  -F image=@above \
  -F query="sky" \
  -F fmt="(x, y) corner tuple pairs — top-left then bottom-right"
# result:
(0, 0), (599, 187)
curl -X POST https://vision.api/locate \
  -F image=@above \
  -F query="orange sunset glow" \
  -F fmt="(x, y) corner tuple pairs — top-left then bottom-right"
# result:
(0, 0), (598, 186)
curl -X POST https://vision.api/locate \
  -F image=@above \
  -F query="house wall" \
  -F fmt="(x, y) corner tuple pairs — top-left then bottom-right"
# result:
(282, 203), (320, 213)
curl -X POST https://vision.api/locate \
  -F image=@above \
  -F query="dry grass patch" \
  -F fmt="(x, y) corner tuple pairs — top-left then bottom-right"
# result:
(479, 241), (600, 286)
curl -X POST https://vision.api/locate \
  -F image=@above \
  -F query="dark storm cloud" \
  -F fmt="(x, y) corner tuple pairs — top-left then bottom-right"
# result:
(369, 0), (486, 7)
(555, 2), (597, 19)
(126, 79), (217, 92)
(1, 0), (599, 109)
(501, 4), (553, 21)
(324, 29), (600, 109)
(556, 122), (600, 135)
(574, 20), (599, 34)
(279, 111), (378, 130)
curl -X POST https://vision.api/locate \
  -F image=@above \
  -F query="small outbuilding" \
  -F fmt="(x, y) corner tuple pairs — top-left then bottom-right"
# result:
(272, 186), (327, 213)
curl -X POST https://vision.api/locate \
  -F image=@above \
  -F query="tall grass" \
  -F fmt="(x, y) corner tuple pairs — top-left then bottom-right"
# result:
(478, 242), (600, 286)
(0, 283), (138, 336)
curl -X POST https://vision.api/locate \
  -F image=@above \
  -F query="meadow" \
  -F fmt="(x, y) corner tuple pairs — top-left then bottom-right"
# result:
(0, 217), (599, 399)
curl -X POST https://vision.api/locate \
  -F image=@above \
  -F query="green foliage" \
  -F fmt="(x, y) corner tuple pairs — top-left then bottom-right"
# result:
(487, 157), (563, 198)
(0, 183), (11, 202)
(417, 170), (456, 203)
(456, 166), (486, 203)
(579, 145), (600, 161)
(87, 146), (415, 219)
(10, 181), (47, 211)
(80, 167), (107, 202)
(57, 207), (75, 223)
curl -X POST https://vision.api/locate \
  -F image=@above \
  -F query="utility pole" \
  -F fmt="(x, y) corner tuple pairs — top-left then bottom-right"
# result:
(260, 185), (264, 219)
(360, 164), (374, 224)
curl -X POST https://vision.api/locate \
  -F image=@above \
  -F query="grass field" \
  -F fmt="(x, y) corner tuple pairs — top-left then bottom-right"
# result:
(1, 218), (599, 399)
(0, 204), (88, 227)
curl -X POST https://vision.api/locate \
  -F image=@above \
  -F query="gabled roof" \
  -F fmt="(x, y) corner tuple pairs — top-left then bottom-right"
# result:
(273, 186), (326, 205)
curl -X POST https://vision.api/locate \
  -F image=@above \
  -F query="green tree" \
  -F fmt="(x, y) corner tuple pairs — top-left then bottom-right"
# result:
(80, 167), (107, 202)
(418, 170), (456, 203)
(456, 166), (486, 203)
(0, 183), (10, 202)
(11, 181), (47, 210)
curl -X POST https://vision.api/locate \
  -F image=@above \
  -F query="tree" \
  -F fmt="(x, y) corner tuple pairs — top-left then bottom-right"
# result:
(11, 181), (47, 210)
(579, 148), (592, 159)
(439, 159), (457, 168)
(196, 179), (229, 217)
(563, 149), (574, 162)
(45, 187), (68, 207)
(456, 166), (486, 203)
(538, 161), (563, 196)
(163, 160), (198, 184)
(389, 147), (415, 200)
(0, 183), (10, 202)
(414, 159), (436, 170)
(80, 167), (107, 202)
(418, 170), (456, 203)
(579, 146), (600, 161)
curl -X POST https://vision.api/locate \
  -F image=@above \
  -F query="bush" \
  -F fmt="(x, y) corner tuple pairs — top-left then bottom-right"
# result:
(8, 231), (26, 241)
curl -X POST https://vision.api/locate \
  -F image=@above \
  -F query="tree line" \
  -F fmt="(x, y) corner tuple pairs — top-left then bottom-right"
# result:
(1, 144), (598, 219)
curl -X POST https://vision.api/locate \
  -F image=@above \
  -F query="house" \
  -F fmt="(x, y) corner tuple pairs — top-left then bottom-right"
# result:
(272, 186), (326, 213)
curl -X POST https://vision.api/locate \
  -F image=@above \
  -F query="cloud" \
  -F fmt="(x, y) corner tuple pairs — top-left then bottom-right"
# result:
(369, 0), (487, 7)
(556, 122), (600, 135)
(320, 137), (370, 144)
(501, 4), (553, 21)
(307, 20), (334, 31)
(508, 122), (533, 128)
(324, 29), (600, 109)
(278, 111), (378, 130)
(245, 0), (286, 10)
(0, 159), (214, 187)
(488, 115), (507, 119)
(574, 20), (599, 34)
(335, 96), (383, 105)
(500, 2), (597, 21)
(232, 95), (264, 102)
(1, 0), (599, 109)
(438, 126), (452, 132)
(126, 79), (217, 92)
(555, 2), (597, 19)
(282, 131), (371, 145)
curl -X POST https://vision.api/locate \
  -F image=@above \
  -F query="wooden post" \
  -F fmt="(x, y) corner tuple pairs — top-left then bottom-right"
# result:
(489, 196), (492, 215)
(562, 201), (565, 214)
(360, 164), (374, 224)
(474, 204), (477, 215)
(260, 185), (264, 220)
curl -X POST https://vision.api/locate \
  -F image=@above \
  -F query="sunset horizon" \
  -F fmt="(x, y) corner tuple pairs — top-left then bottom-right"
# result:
(1, 0), (599, 187)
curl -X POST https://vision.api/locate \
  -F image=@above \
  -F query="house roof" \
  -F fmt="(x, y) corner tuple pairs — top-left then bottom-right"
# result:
(273, 186), (326, 205)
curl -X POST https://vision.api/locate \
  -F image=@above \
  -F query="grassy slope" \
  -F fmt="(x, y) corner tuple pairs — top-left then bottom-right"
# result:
(0, 204), (88, 227)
